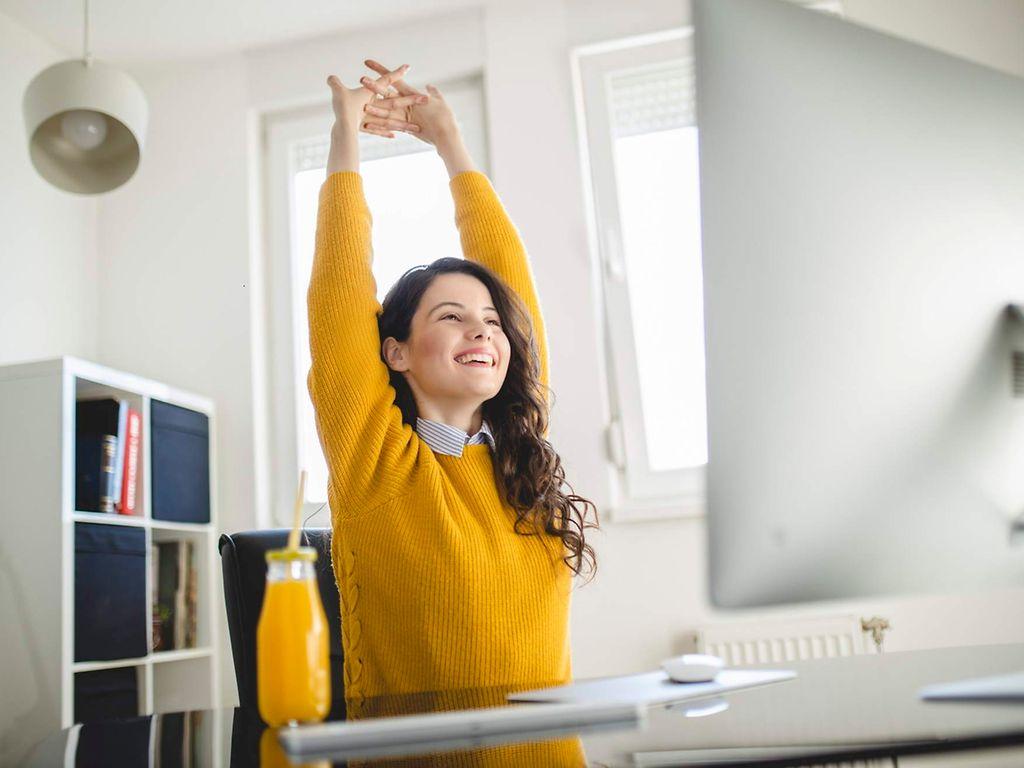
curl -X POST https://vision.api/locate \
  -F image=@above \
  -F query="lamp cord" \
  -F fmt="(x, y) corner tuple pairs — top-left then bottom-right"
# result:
(83, 0), (93, 66)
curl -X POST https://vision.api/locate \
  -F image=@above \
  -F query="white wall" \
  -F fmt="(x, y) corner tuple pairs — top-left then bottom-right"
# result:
(4, 0), (1023, 706)
(844, 0), (1024, 78)
(92, 53), (253, 706)
(0, 10), (97, 365)
(95, 55), (253, 538)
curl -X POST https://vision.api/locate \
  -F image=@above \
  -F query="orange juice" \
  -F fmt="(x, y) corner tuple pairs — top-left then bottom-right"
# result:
(259, 728), (330, 768)
(257, 547), (331, 726)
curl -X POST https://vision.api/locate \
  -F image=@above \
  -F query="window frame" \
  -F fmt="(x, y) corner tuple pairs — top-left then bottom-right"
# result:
(260, 76), (489, 528)
(572, 28), (707, 520)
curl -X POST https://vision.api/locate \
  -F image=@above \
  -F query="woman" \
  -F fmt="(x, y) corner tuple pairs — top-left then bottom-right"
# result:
(308, 59), (599, 718)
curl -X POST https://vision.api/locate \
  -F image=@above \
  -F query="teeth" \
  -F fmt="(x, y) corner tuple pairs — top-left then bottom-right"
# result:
(455, 353), (494, 366)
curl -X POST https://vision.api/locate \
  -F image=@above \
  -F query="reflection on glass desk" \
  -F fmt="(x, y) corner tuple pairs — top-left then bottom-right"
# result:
(22, 644), (1024, 767)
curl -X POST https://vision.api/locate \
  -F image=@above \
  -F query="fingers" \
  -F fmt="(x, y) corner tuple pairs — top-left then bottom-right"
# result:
(363, 104), (408, 121)
(361, 123), (395, 139)
(363, 59), (391, 77)
(361, 100), (422, 132)
(359, 75), (390, 97)
(359, 63), (409, 97)
(364, 59), (424, 97)
(369, 93), (428, 110)
(362, 115), (420, 133)
(381, 64), (410, 86)
(326, 72), (387, 98)
(325, 66), (431, 101)
(364, 101), (423, 123)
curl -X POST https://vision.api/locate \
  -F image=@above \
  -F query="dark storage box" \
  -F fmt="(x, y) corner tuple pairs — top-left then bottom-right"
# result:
(151, 399), (210, 524)
(73, 667), (139, 723)
(74, 716), (149, 765)
(75, 523), (148, 662)
(75, 715), (151, 766)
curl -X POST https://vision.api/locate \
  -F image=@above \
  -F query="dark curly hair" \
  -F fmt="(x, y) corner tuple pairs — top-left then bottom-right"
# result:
(377, 257), (599, 582)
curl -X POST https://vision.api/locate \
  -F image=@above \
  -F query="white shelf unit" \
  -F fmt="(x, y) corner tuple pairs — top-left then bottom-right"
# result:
(0, 356), (221, 761)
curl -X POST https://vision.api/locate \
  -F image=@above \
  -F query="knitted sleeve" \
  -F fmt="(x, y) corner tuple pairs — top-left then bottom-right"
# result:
(306, 171), (419, 515)
(449, 171), (550, 392)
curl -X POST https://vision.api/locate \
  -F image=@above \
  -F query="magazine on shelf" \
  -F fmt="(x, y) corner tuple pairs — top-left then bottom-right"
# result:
(151, 544), (162, 651)
(155, 540), (199, 651)
(174, 543), (187, 648)
(185, 541), (198, 648)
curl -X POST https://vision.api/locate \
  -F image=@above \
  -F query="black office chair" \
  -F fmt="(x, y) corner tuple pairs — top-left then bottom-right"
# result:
(218, 529), (346, 719)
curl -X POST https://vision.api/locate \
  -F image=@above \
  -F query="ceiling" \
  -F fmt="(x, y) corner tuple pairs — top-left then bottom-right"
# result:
(0, 0), (492, 61)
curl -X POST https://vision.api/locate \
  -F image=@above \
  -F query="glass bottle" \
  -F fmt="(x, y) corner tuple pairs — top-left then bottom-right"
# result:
(257, 547), (331, 727)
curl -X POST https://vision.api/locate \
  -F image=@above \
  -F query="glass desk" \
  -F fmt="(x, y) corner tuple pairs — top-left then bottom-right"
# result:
(22, 644), (1024, 767)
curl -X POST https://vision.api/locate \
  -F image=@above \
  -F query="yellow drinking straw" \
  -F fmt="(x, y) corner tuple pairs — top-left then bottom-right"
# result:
(286, 469), (307, 552)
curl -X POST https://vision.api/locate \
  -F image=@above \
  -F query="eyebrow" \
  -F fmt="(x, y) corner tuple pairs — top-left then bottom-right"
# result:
(428, 301), (498, 317)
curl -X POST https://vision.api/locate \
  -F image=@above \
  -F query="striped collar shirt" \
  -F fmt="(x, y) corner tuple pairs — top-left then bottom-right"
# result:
(415, 417), (495, 457)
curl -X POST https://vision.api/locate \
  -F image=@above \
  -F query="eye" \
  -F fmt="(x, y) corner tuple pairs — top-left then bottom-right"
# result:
(441, 313), (460, 321)
(487, 319), (502, 327)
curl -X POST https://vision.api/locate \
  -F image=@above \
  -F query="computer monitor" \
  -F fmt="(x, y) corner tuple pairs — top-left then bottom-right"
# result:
(695, 0), (1024, 610)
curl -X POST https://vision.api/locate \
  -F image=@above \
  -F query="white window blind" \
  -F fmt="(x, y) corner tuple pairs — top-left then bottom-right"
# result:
(608, 58), (696, 138)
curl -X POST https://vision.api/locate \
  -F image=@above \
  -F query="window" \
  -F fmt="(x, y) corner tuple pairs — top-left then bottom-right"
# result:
(263, 76), (488, 522)
(573, 30), (707, 517)
(573, 5), (842, 519)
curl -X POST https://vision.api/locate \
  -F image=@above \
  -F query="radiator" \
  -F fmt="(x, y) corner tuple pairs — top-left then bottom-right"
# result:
(694, 614), (873, 665)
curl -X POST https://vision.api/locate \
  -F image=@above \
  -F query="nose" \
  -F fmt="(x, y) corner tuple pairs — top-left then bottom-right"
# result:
(467, 318), (492, 340)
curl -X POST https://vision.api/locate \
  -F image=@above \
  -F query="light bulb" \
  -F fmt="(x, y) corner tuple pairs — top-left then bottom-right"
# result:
(60, 109), (108, 151)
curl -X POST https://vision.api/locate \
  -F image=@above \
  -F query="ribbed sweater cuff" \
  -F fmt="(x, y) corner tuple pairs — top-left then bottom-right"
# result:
(449, 169), (489, 194)
(323, 169), (364, 197)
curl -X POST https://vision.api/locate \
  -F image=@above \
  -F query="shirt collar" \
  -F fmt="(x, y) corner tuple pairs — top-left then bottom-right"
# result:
(415, 417), (495, 457)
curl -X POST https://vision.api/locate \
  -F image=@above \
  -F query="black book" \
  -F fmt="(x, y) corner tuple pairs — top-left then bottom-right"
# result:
(75, 434), (103, 513)
(76, 399), (123, 513)
(76, 398), (121, 433)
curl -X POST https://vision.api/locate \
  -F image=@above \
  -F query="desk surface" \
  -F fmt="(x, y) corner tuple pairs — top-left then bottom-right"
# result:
(23, 644), (1024, 767)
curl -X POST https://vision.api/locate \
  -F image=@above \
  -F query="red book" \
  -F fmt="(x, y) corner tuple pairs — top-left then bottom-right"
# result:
(118, 408), (141, 515)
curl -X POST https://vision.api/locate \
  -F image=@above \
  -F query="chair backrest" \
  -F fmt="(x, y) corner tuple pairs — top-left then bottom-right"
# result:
(218, 529), (345, 719)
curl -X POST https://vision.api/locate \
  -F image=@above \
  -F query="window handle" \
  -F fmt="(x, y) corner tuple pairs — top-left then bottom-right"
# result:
(604, 227), (626, 283)
(605, 418), (627, 470)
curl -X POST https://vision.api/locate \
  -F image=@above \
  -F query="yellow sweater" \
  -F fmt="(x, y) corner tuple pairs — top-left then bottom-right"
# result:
(307, 170), (573, 717)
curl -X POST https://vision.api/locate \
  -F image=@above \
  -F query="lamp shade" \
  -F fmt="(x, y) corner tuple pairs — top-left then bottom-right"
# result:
(23, 59), (148, 195)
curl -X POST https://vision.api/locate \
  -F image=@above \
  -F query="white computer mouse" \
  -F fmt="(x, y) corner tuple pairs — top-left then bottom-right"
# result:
(661, 653), (725, 683)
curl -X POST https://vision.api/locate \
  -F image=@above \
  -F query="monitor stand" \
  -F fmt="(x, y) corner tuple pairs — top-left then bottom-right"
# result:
(919, 671), (1024, 703)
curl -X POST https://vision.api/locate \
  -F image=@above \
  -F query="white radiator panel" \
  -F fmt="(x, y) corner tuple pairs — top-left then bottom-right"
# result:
(695, 615), (872, 666)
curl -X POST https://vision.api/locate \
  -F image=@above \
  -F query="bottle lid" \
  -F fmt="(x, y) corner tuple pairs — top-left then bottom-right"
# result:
(265, 546), (318, 563)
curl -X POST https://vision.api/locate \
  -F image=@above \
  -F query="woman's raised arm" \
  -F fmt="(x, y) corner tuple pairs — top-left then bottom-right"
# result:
(306, 68), (426, 516)
(447, 164), (551, 393)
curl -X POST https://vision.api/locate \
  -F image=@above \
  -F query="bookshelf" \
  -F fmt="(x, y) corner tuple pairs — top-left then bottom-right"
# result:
(0, 356), (221, 759)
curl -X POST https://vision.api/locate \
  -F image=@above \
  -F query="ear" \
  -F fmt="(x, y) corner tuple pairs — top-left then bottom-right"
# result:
(382, 336), (410, 372)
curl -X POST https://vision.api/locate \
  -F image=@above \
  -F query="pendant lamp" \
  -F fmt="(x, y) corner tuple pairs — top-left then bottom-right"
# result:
(22, 0), (148, 195)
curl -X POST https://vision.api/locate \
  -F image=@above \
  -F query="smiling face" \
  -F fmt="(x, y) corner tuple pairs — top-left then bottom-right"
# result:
(382, 272), (512, 410)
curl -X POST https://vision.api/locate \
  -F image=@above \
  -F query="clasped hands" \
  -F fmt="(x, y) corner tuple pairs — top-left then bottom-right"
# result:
(327, 59), (459, 148)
